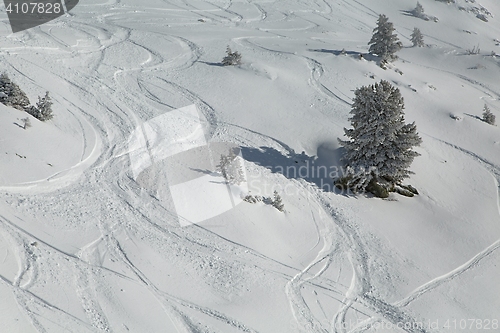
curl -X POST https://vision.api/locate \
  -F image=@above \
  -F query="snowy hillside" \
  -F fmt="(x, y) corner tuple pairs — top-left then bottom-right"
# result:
(0, 0), (499, 332)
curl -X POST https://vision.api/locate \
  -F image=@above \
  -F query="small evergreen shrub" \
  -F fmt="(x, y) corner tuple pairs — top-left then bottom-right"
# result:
(217, 148), (245, 185)
(21, 117), (31, 129)
(243, 194), (262, 204)
(482, 104), (496, 125)
(271, 191), (285, 212)
(222, 46), (242, 66)
(411, 28), (425, 47)
(26, 91), (54, 121)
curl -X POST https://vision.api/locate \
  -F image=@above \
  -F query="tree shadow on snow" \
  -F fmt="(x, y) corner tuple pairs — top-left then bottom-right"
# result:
(400, 10), (437, 22)
(241, 144), (350, 196)
(464, 113), (482, 121)
(190, 168), (214, 175)
(400, 10), (419, 18)
(199, 61), (224, 67)
(309, 49), (380, 63)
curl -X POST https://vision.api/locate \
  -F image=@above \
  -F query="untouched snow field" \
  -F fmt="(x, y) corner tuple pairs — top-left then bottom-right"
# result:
(0, 0), (499, 332)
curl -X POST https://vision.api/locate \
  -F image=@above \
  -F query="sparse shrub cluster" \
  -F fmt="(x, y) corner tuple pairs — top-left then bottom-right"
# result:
(466, 45), (481, 55)
(243, 194), (263, 204)
(0, 73), (54, 122)
(243, 191), (285, 212)
(21, 117), (31, 130)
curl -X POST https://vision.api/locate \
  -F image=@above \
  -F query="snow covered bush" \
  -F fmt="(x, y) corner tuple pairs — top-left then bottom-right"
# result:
(243, 193), (262, 204)
(0, 73), (30, 111)
(222, 46), (242, 66)
(413, 2), (425, 17)
(411, 2), (438, 21)
(411, 28), (425, 47)
(337, 80), (422, 197)
(36, 92), (54, 121)
(21, 117), (31, 129)
(482, 104), (496, 125)
(466, 45), (480, 55)
(217, 148), (245, 185)
(368, 14), (402, 63)
(271, 191), (284, 212)
(26, 91), (54, 121)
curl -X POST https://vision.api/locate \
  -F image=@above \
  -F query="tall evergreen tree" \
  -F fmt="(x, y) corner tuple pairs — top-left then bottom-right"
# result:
(338, 80), (422, 192)
(411, 27), (425, 47)
(482, 104), (496, 125)
(368, 14), (403, 62)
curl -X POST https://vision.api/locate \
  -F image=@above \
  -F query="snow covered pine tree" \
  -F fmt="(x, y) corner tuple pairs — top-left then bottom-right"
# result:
(0, 73), (31, 110)
(28, 91), (54, 121)
(413, 2), (425, 18)
(222, 46), (242, 66)
(217, 148), (245, 185)
(337, 80), (422, 197)
(482, 104), (496, 125)
(411, 28), (425, 47)
(272, 191), (284, 212)
(368, 14), (403, 63)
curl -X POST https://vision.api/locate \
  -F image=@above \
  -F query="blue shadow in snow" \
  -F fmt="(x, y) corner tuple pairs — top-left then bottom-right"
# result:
(241, 144), (348, 195)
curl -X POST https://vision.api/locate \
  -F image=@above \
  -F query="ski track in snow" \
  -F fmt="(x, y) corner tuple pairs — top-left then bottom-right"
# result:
(392, 137), (500, 308)
(279, 135), (499, 332)
(1, 0), (499, 332)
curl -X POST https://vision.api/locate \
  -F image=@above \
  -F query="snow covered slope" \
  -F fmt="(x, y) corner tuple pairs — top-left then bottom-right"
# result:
(0, 0), (499, 332)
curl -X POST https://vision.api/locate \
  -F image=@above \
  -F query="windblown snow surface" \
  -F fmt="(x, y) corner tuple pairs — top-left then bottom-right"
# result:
(1, 0), (500, 332)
